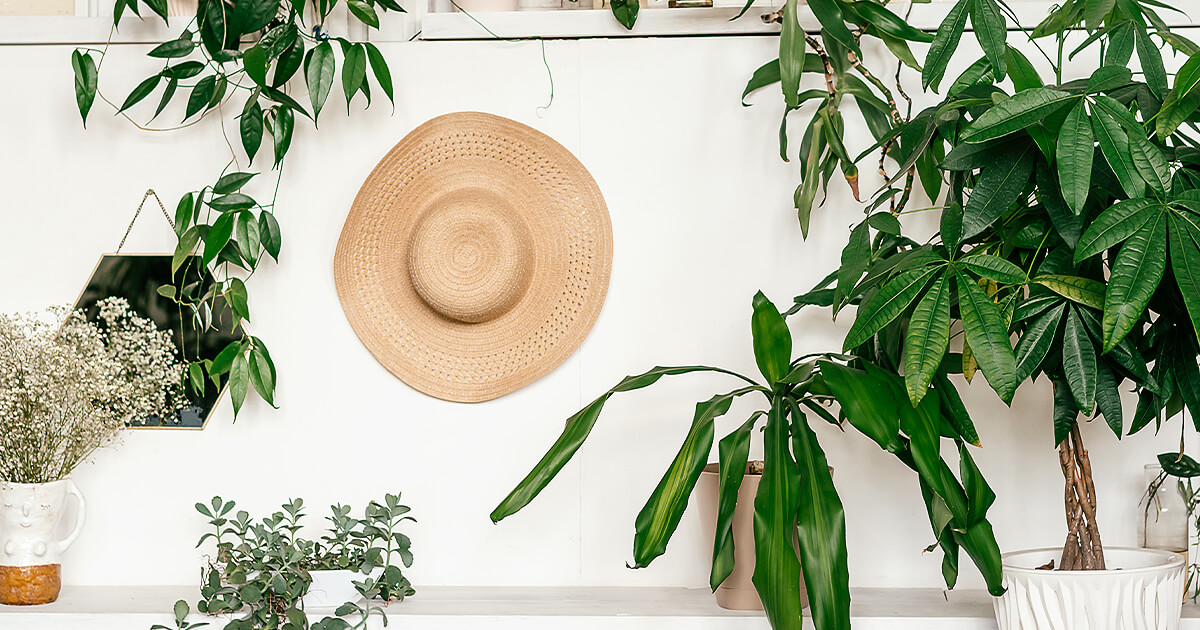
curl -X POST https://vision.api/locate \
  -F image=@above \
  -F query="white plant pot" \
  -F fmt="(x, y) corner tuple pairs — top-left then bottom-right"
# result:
(0, 479), (86, 605)
(992, 547), (1186, 630)
(302, 570), (361, 609)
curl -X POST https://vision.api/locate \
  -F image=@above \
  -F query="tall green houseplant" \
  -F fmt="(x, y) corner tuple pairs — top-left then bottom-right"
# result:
(798, 0), (1200, 571)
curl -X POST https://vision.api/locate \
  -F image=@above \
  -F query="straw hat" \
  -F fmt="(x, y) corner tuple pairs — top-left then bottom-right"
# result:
(334, 112), (613, 403)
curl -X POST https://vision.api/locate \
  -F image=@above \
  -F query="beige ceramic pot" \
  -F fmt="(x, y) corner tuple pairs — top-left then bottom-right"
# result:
(0, 479), (87, 605)
(696, 463), (808, 611)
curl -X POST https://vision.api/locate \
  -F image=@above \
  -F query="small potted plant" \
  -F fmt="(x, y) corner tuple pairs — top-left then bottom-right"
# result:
(177, 493), (415, 630)
(0, 297), (185, 605)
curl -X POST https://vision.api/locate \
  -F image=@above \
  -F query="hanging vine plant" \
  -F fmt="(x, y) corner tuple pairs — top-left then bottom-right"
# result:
(71, 0), (402, 418)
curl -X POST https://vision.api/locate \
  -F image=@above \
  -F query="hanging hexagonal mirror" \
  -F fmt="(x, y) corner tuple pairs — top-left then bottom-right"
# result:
(73, 254), (238, 429)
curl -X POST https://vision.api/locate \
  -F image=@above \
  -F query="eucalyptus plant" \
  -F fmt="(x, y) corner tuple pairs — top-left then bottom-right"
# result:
(71, 0), (401, 418)
(794, 0), (1200, 571)
(493, 292), (1004, 630)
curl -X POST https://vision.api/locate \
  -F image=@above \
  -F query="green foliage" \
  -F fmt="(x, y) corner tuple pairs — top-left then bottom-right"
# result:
(73, 0), (401, 420)
(494, 293), (1005, 630)
(176, 493), (415, 630)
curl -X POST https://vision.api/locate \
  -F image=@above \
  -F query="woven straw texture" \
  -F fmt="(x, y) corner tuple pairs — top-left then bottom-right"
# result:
(334, 112), (612, 403)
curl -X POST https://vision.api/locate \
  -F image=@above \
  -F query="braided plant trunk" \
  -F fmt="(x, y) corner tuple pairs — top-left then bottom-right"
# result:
(1057, 422), (1105, 571)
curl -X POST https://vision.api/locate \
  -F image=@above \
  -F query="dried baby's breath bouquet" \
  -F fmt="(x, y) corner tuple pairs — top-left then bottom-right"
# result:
(0, 297), (185, 483)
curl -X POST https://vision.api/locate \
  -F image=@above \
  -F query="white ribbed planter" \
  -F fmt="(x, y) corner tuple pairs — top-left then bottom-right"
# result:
(992, 547), (1186, 630)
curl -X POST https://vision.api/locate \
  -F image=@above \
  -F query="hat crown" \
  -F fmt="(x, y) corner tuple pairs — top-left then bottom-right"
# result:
(407, 188), (535, 324)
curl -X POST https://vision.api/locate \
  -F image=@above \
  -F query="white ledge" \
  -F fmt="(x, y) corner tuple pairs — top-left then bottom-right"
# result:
(8, 585), (1200, 629)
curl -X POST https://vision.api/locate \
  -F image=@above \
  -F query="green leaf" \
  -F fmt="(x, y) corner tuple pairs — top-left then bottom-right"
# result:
(1095, 361), (1123, 437)
(960, 143), (1035, 239)
(632, 388), (752, 568)
(1074, 198), (1157, 262)
(1052, 382), (1078, 445)
(184, 75), (217, 120)
(1160, 452), (1200, 478)
(203, 212), (236, 266)
(215, 172), (256, 195)
(961, 89), (1077, 143)
(742, 58), (781, 106)
(209, 193), (255, 212)
(142, 0), (167, 21)
(491, 366), (753, 522)
(1005, 46), (1042, 91)
(923, 0), (970, 91)
(970, 0), (1007, 80)
(364, 43), (394, 106)
(1057, 100), (1093, 215)
(1014, 302), (1065, 382)
(249, 345), (276, 407)
(174, 193), (194, 238)
(960, 254), (1027, 284)
(172, 227), (200, 275)
(905, 274), (952, 405)
(1128, 132), (1171, 197)
(305, 41), (335, 120)
(342, 44), (368, 111)
(1157, 52), (1200, 139)
(242, 45), (268, 87)
(808, 0), (861, 60)
(610, 0), (638, 30)
(1062, 308), (1097, 411)
(230, 352), (249, 417)
(1087, 66), (1133, 93)
(1103, 211), (1168, 352)
(820, 362), (902, 452)
(152, 77), (177, 120)
(226, 277), (250, 321)
(710, 413), (758, 591)
(1168, 212), (1200, 343)
(235, 211), (261, 266)
(241, 99), (264, 164)
(148, 37), (196, 59)
(855, 2), (932, 43)
(779, 0), (803, 108)
(750, 291), (791, 384)
(1136, 27), (1168, 99)
(259, 210), (282, 262)
(751, 398), (803, 630)
(842, 266), (941, 350)
(347, 0), (380, 27)
(210, 340), (242, 376)
(119, 74), (161, 113)
(1093, 109), (1144, 198)
(956, 270), (1017, 403)
(1106, 21), (1136, 65)
(273, 106), (294, 165)
(959, 445), (995, 523)
(1032, 275), (1107, 310)
(188, 362), (206, 397)
(787, 399), (850, 630)
(837, 222), (870, 305)
(156, 284), (176, 299)
(71, 51), (98, 127)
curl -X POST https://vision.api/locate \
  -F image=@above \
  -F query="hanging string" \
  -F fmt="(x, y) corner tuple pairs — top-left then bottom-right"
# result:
(116, 189), (176, 253)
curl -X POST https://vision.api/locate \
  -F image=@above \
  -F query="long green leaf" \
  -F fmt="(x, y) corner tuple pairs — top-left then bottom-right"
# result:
(240, 99), (264, 164)
(752, 291), (791, 384)
(1062, 307), (1097, 411)
(364, 43), (394, 106)
(1158, 52), (1200, 139)
(779, 0), (803, 108)
(820, 361), (902, 452)
(905, 274), (952, 405)
(1093, 109), (1144, 198)
(970, 0), (1007, 80)
(1057, 100), (1093, 214)
(959, 445), (995, 524)
(491, 366), (754, 522)
(1169, 211), (1200, 343)
(961, 89), (1076, 143)
(787, 399), (850, 630)
(1014, 302), (1065, 382)
(1136, 26), (1168, 99)
(923, 0), (970, 91)
(120, 74), (161, 113)
(1095, 361), (1124, 437)
(71, 50), (98, 127)
(710, 412), (761, 592)
(933, 372), (980, 446)
(843, 266), (941, 350)
(808, 0), (860, 60)
(342, 43), (367, 111)
(956, 270), (1017, 402)
(752, 397), (804, 630)
(1103, 211), (1168, 351)
(1128, 131), (1171, 197)
(1032, 274), (1107, 310)
(960, 253), (1027, 284)
(961, 143), (1035, 239)
(1074, 198), (1157, 262)
(1052, 382), (1078, 445)
(305, 41), (335, 120)
(633, 388), (754, 568)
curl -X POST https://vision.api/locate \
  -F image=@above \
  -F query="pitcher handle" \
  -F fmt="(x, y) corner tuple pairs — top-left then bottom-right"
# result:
(57, 480), (87, 554)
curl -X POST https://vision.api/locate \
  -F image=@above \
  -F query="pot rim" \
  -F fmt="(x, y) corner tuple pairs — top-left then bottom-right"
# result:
(1001, 546), (1185, 575)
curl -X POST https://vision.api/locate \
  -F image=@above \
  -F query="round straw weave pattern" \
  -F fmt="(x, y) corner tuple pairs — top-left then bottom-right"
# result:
(334, 112), (612, 403)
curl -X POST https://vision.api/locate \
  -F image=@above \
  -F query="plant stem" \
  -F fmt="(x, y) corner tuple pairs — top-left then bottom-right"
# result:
(1058, 418), (1105, 570)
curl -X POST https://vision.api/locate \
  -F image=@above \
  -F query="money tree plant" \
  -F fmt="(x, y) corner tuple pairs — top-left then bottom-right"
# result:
(493, 293), (1004, 630)
(798, 0), (1200, 572)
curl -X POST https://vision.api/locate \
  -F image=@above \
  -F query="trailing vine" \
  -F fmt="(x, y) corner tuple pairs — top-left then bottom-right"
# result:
(71, 0), (402, 417)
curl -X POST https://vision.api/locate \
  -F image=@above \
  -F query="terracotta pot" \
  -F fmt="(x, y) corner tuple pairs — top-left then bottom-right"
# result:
(0, 479), (87, 606)
(696, 463), (808, 611)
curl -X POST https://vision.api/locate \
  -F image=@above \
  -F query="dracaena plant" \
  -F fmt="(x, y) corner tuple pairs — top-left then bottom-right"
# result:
(492, 292), (1004, 630)
(800, 0), (1200, 571)
(70, 0), (401, 418)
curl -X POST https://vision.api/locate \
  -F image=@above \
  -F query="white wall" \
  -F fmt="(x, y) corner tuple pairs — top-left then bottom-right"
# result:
(0, 27), (1195, 593)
